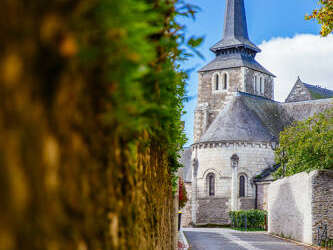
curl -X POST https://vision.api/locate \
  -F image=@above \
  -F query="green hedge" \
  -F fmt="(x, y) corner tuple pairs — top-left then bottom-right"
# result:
(229, 210), (267, 230)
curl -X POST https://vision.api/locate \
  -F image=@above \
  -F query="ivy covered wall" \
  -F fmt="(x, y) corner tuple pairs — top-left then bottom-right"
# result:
(0, 0), (199, 249)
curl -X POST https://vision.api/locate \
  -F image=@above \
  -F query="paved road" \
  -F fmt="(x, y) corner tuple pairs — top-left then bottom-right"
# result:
(183, 228), (313, 250)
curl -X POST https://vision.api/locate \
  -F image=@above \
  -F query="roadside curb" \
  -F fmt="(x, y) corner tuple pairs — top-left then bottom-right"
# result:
(269, 233), (318, 249)
(179, 229), (190, 249)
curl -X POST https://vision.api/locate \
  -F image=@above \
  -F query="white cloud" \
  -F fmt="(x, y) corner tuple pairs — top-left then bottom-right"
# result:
(256, 34), (333, 102)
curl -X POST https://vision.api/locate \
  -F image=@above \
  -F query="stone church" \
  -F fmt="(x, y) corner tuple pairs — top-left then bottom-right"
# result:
(179, 0), (333, 226)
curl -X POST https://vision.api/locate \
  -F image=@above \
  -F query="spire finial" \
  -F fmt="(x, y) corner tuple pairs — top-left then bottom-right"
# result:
(210, 0), (260, 53)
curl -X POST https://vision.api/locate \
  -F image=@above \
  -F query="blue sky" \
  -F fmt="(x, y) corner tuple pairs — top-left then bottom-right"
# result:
(180, 0), (331, 146)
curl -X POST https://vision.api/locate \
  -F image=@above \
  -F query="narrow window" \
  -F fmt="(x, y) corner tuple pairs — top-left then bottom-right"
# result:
(239, 176), (245, 197)
(260, 77), (263, 94)
(256, 77), (260, 93)
(208, 174), (215, 196)
(223, 73), (228, 89)
(215, 74), (219, 90)
(254, 76), (257, 93)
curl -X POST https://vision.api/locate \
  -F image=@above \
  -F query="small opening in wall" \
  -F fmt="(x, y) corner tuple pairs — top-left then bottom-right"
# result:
(239, 175), (245, 197)
(215, 74), (219, 90)
(223, 73), (228, 90)
(208, 173), (215, 196)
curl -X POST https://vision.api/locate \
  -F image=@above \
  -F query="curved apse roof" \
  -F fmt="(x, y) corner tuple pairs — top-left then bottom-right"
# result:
(200, 94), (274, 143)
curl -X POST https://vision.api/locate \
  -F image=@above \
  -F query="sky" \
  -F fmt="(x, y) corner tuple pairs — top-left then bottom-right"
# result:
(181, 0), (333, 146)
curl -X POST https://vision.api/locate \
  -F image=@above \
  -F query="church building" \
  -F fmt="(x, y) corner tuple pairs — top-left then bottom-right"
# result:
(179, 0), (333, 226)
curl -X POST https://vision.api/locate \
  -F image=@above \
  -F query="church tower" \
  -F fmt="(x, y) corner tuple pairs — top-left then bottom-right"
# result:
(193, 0), (275, 142)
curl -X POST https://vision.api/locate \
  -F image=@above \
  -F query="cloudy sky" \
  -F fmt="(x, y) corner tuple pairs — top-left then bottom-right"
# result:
(181, 0), (333, 146)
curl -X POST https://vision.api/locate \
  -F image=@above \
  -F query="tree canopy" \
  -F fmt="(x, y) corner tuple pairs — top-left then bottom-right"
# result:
(306, 0), (333, 36)
(273, 107), (333, 179)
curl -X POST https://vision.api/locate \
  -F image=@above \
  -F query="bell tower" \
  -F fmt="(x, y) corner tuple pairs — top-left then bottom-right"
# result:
(193, 0), (275, 142)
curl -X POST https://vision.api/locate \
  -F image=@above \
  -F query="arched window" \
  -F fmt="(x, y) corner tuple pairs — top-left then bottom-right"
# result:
(256, 76), (260, 93)
(239, 175), (245, 197)
(222, 73), (228, 90)
(207, 173), (215, 196)
(215, 74), (219, 90)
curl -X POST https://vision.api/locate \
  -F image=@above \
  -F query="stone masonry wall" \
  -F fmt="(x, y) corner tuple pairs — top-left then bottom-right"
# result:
(196, 197), (230, 225)
(194, 142), (275, 200)
(285, 81), (312, 103)
(180, 183), (192, 227)
(256, 182), (270, 210)
(192, 141), (275, 225)
(268, 170), (333, 245)
(194, 67), (274, 142)
(311, 170), (333, 243)
(239, 198), (255, 210)
(244, 68), (274, 99)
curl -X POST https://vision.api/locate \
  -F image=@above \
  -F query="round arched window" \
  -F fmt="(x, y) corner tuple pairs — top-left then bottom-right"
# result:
(239, 175), (245, 197)
(207, 173), (215, 196)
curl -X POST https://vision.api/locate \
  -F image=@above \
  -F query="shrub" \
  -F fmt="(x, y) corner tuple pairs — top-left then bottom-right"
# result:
(229, 210), (267, 230)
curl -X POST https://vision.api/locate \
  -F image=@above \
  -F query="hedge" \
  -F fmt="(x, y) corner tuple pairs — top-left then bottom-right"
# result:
(0, 0), (201, 249)
(229, 210), (267, 230)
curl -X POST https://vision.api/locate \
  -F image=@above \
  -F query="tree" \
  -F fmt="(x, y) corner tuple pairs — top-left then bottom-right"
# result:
(306, 0), (333, 36)
(273, 107), (333, 179)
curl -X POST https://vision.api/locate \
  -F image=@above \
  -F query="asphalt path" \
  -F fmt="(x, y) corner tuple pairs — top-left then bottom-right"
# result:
(183, 228), (313, 250)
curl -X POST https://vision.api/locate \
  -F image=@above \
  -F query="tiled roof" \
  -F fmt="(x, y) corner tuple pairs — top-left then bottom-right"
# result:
(303, 83), (333, 99)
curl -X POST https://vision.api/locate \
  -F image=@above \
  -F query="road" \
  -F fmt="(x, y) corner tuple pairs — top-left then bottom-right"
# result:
(183, 228), (313, 250)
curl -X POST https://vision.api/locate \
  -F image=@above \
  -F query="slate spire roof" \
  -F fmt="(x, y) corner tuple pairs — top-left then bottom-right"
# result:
(199, 93), (274, 143)
(210, 0), (260, 53)
(199, 0), (274, 76)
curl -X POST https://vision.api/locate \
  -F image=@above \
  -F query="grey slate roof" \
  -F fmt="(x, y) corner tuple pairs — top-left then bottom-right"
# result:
(198, 53), (275, 76)
(303, 83), (333, 99)
(254, 163), (281, 182)
(178, 147), (192, 183)
(199, 92), (333, 144)
(200, 93), (275, 143)
(200, 0), (275, 76)
(210, 0), (260, 53)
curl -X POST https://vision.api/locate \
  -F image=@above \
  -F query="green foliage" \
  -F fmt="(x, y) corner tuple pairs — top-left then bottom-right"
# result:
(229, 210), (267, 230)
(0, 0), (202, 249)
(306, 0), (333, 36)
(273, 107), (333, 179)
(178, 177), (188, 209)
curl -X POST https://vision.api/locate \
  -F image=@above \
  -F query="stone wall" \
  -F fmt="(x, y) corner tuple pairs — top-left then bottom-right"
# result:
(239, 197), (255, 210)
(285, 80), (311, 103)
(194, 67), (274, 142)
(244, 68), (274, 100)
(196, 197), (230, 225)
(256, 182), (270, 210)
(181, 183), (192, 227)
(311, 170), (333, 243)
(268, 170), (333, 245)
(191, 141), (274, 225)
(194, 142), (275, 200)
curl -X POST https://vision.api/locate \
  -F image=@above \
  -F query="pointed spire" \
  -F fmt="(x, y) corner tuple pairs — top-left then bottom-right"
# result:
(210, 0), (260, 53)
(223, 0), (249, 41)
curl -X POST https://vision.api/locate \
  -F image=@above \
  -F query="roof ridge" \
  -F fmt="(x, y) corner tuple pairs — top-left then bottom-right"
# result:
(238, 91), (278, 102)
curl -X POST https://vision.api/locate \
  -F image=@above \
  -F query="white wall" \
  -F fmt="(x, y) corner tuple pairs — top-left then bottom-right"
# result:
(268, 171), (314, 244)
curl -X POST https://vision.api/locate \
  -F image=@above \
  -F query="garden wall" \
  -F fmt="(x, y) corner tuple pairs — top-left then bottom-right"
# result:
(268, 170), (333, 245)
